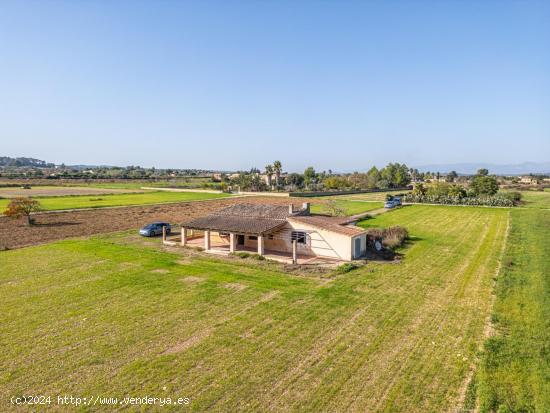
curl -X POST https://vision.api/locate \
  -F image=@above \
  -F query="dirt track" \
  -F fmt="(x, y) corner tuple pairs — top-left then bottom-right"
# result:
(0, 197), (316, 250)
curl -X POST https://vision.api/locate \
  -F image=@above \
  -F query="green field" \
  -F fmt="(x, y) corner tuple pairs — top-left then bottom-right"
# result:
(79, 181), (153, 189)
(310, 200), (384, 216)
(86, 177), (216, 190)
(498, 188), (550, 209)
(518, 189), (550, 209)
(0, 191), (230, 211)
(477, 209), (550, 412)
(0, 205), (510, 412)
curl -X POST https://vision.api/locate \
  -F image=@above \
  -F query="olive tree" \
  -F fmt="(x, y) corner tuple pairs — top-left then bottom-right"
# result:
(3, 197), (42, 226)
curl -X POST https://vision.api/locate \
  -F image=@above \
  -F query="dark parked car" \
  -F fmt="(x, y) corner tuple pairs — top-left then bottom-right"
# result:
(139, 222), (171, 237)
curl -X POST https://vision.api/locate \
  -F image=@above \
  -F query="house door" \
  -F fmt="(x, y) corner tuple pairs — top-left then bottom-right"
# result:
(237, 235), (245, 245)
(354, 237), (361, 258)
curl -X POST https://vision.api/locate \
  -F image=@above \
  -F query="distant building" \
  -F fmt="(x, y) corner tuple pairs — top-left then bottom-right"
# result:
(519, 176), (538, 185)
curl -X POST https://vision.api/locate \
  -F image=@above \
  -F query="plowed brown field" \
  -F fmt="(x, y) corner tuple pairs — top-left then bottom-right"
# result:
(0, 197), (316, 250)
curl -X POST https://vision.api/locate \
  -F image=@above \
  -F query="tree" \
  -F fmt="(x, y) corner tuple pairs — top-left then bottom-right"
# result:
(448, 184), (467, 197)
(427, 182), (452, 197)
(380, 163), (410, 188)
(394, 164), (411, 187)
(264, 164), (274, 188)
(323, 176), (348, 190)
(366, 166), (380, 189)
(273, 160), (282, 187)
(412, 183), (427, 196)
(304, 167), (317, 189)
(477, 168), (489, 176)
(3, 197), (42, 226)
(286, 173), (304, 190)
(470, 175), (498, 196)
(446, 171), (458, 182)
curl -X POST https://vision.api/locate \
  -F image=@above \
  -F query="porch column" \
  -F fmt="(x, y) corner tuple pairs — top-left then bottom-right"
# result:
(292, 240), (297, 264)
(181, 227), (187, 246)
(257, 235), (264, 256)
(204, 230), (211, 250)
(229, 233), (236, 253)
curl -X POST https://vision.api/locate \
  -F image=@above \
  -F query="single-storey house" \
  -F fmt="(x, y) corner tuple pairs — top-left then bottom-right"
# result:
(175, 203), (367, 262)
(519, 176), (539, 185)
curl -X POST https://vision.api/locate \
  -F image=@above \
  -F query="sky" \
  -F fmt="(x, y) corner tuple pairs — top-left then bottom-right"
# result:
(1, 0), (549, 172)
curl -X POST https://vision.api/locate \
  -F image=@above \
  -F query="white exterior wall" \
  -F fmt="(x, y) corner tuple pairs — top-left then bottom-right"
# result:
(263, 220), (366, 261)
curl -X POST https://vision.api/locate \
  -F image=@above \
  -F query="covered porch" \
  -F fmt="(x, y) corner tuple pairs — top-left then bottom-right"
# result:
(163, 225), (304, 265)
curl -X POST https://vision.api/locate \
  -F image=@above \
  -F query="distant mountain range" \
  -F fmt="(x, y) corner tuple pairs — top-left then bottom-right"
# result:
(414, 162), (550, 175)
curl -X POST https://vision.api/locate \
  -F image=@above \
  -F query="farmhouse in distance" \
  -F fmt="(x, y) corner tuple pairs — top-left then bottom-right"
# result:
(171, 202), (368, 262)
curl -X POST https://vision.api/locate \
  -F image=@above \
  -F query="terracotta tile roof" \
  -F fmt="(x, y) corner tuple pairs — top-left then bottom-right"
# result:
(183, 215), (287, 234)
(288, 215), (366, 237)
(182, 204), (363, 237)
(213, 203), (302, 219)
(182, 203), (305, 235)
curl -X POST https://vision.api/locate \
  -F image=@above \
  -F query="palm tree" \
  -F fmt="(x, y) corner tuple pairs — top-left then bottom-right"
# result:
(273, 160), (282, 187)
(264, 164), (274, 188)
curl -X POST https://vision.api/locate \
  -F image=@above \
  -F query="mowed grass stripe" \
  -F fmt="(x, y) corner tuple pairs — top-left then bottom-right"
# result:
(477, 209), (550, 412)
(0, 205), (508, 412)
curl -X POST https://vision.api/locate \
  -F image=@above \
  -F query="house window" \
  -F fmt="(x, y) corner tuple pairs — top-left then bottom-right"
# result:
(268, 234), (274, 240)
(291, 231), (306, 244)
(249, 235), (258, 240)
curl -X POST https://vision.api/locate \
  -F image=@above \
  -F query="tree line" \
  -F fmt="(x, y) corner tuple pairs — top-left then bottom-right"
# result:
(225, 162), (413, 192)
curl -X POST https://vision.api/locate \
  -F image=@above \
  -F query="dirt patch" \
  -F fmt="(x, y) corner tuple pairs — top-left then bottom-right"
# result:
(178, 276), (204, 284)
(0, 196), (320, 250)
(224, 282), (248, 291)
(151, 269), (169, 274)
(164, 328), (213, 355)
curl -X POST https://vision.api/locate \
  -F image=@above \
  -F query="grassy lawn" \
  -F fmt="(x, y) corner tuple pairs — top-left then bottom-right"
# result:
(477, 209), (550, 412)
(517, 189), (550, 209)
(310, 200), (384, 216)
(0, 191), (230, 211)
(0, 205), (509, 412)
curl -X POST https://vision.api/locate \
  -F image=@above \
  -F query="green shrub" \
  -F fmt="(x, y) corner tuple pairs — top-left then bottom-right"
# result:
(231, 252), (265, 260)
(366, 226), (408, 250)
(233, 252), (251, 258)
(500, 191), (522, 204)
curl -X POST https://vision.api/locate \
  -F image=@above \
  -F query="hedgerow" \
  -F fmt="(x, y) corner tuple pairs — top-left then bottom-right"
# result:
(403, 194), (514, 207)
